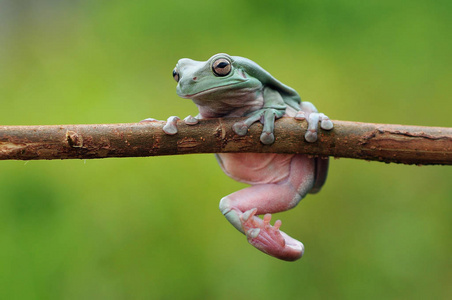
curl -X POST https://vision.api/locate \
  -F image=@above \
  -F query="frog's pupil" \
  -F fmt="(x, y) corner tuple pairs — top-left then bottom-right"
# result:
(217, 62), (229, 69)
(172, 69), (179, 82)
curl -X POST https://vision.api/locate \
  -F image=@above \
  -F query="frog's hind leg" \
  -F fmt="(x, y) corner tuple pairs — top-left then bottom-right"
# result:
(218, 155), (315, 261)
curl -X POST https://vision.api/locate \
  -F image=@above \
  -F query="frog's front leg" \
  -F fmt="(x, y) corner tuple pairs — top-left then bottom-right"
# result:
(218, 155), (315, 261)
(232, 87), (286, 144)
(140, 115), (199, 135)
(295, 101), (333, 142)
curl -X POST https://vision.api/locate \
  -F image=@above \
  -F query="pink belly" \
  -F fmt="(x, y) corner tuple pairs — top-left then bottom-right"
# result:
(216, 153), (295, 185)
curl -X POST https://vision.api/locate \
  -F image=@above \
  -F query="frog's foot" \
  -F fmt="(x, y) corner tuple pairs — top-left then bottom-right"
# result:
(232, 108), (285, 145)
(295, 112), (333, 142)
(240, 208), (304, 261)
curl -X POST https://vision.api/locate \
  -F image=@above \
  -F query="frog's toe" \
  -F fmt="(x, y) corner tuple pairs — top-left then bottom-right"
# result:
(319, 113), (333, 130)
(162, 116), (180, 135)
(277, 231), (305, 260)
(321, 119), (334, 130)
(260, 131), (275, 145)
(184, 115), (199, 125)
(163, 124), (177, 135)
(305, 130), (318, 143)
(232, 121), (249, 136)
(294, 111), (307, 120)
(241, 208), (257, 221)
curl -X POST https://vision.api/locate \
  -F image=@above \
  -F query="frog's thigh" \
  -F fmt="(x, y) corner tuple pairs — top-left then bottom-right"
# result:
(219, 155), (315, 217)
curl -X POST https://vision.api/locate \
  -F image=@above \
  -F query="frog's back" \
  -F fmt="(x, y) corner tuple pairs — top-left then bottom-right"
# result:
(232, 56), (301, 112)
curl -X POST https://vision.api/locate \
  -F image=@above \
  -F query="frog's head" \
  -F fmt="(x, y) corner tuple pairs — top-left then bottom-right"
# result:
(173, 53), (261, 100)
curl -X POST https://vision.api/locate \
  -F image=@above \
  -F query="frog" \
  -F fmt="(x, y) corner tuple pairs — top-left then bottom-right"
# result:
(143, 53), (333, 261)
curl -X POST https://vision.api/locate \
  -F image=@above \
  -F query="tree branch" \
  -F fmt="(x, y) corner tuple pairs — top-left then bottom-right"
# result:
(0, 118), (451, 165)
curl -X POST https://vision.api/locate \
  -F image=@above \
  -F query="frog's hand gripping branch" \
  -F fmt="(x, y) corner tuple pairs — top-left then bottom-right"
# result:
(232, 87), (286, 144)
(231, 96), (333, 145)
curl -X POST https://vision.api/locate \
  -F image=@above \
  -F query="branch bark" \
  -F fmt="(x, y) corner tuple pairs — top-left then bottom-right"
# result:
(0, 118), (451, 165)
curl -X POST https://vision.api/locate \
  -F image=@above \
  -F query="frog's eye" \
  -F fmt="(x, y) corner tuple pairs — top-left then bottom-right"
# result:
(212, 58), (231, 77)
(172, 67), (180, 82)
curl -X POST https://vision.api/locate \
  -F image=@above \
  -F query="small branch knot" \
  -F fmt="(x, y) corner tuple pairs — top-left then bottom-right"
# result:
(66, 130), (83, 148)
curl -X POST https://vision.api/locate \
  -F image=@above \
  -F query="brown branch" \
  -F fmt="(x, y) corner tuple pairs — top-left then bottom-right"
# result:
(0, 118), (451, 165)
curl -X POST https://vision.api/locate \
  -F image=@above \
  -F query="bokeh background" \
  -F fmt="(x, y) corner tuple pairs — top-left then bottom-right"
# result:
(0, 0), (451, 299)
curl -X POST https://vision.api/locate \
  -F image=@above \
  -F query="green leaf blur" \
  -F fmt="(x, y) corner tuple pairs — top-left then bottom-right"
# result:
(0, 0), (450, 299)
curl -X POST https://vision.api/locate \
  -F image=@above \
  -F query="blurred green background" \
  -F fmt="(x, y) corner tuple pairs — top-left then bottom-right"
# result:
(0, 0), (451, 299)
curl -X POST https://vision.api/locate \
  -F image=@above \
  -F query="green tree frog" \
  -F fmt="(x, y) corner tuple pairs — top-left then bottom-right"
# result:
(144, 53), (333, 261)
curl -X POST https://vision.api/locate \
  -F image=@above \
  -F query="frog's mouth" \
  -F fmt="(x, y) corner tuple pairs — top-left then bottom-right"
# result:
(179, 82), (242, 99)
